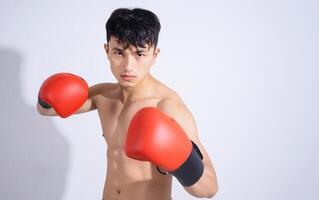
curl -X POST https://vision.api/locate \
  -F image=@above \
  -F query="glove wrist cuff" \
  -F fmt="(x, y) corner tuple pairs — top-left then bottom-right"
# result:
(169, 141), (204, 187)
(38, 94), (51, 109)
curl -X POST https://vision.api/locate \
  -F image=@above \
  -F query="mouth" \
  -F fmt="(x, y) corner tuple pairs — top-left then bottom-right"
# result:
(120, 74), (136, 81)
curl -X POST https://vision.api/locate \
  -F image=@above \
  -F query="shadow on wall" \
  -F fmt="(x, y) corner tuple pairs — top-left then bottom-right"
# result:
(0, 47), (70, 200)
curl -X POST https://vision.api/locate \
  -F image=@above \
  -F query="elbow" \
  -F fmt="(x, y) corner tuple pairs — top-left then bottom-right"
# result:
(203, 185), (218, 199)
(188, 184), (219, 199)
(206, 185), (218, 198)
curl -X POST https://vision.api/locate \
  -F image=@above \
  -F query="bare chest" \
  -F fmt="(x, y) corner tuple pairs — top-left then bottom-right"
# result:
(96, 98), (161, 148)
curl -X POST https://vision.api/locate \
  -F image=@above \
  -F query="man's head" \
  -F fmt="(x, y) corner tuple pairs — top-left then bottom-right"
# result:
(105, 8), (161, 49)
(104, 8), (161, 88)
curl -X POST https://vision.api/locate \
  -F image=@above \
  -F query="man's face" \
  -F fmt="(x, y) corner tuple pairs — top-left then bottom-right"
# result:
(104, 37), (160, 88)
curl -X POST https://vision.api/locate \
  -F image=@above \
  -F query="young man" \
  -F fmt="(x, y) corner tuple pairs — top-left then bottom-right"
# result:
(37, 8), (218, 200)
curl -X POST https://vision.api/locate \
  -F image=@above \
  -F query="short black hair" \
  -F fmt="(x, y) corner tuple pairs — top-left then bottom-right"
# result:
(105, 8), (161, 49)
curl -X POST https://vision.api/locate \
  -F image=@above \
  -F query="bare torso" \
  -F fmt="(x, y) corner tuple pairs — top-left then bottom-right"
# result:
(93, 81), (180, 200)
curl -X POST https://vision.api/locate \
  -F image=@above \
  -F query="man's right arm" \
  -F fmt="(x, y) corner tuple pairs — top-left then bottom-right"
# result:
(74, 83), (99, 114)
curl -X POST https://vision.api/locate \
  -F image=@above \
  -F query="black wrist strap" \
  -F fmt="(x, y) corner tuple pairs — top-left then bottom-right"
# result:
(38, 93), (51, 109)
(170, 141), (204, 187)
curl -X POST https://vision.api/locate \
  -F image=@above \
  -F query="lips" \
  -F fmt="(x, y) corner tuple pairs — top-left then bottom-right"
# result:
(120, 74), (136, 81)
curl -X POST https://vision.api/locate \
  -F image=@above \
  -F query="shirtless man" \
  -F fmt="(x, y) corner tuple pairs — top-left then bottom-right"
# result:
(37, 8), (218, 200)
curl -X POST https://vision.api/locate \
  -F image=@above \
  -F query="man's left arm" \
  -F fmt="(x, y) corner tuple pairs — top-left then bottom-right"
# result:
(158, 99), (219, 198)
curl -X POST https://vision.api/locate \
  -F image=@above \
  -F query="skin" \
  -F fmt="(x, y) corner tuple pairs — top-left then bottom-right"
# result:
(37, 36), (218, 199)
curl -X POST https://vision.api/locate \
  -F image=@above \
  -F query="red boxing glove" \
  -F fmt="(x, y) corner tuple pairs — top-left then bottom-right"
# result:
(38, 73), (89, 118)
(125, 107), (204, 187)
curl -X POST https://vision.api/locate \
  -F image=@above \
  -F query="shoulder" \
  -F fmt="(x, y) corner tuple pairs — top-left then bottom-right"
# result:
(154, 78), (185, 112)
(157, 96), (184, 113)
(89, 82), (117, 92)
(157, 96), (199, 141)
(89, 82), (120, 99)
(153, 78), (182, 103)
(154, 79), (188, 117)
(156, 88), (200, 136)
(157, 96), (190, 121)
(152, 78), (200, 139)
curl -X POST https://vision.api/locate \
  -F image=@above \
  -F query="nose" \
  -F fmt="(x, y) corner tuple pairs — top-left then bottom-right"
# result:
(123, 54), (135, 72)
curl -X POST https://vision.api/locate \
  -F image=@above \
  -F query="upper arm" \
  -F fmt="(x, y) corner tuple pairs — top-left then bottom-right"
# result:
(74, 83), (102, 114)
(157, 98), (199, 143)
(157, 99), (214, 168)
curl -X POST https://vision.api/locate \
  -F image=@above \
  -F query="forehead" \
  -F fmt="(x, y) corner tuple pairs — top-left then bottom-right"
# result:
(108, 37), (152, 51)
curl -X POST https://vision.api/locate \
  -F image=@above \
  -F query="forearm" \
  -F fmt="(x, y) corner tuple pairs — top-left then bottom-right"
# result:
(184, 165), (218, 198)
(73, 97), (96, 114)
(36, 102), (57, 116)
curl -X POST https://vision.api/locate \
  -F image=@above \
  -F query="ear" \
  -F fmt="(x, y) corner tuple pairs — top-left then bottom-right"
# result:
(104, 43), (110, 59)
(151, 48), (160, 66)
(154, 48), (160, 58)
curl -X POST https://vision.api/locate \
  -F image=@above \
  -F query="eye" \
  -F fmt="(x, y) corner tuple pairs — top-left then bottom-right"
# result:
(114, 51), (122, 56)
(137, 53), (145, 57)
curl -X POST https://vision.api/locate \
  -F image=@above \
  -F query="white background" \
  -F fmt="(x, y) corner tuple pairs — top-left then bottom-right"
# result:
(0, 0), (318, 199)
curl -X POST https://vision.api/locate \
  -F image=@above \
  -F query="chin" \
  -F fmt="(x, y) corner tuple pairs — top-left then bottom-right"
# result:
(118, 81), (136, 88)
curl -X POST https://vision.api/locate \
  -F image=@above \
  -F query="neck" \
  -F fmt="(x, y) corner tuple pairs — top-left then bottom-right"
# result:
(119, 74), (155, 104)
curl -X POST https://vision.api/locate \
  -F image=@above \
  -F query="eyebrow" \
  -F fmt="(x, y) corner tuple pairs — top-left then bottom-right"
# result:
(136, 48), (148, 52)
(111, 47), (124, 51)
(111, 47), (148, 52)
